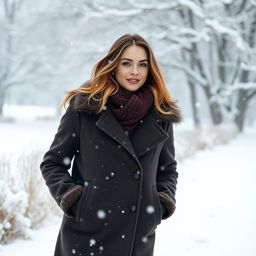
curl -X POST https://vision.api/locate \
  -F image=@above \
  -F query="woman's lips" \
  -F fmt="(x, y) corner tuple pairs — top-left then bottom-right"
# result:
(127, 79), (140, 84)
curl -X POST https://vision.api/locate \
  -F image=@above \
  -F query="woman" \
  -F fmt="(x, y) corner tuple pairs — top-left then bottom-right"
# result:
(40, 34), (181, 256)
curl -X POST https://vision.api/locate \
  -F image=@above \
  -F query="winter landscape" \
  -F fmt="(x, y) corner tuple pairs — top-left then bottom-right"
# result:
(0, 115), (255, 255)
(1, 0), (256, 255)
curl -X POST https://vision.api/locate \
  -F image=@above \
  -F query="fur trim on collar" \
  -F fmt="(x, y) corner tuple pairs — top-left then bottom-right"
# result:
(151, 101), (182, 123)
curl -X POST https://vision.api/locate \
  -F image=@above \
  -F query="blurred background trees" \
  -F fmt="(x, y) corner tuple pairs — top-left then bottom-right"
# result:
(1, 0), (255, 131)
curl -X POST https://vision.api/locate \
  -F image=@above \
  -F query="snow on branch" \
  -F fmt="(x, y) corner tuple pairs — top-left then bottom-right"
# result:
(176, 27), (210, 42)
(170, 61), (208, 86)
(85, 9), (141, 17)
(205, 19), (245, 50)
(178, 0), (205, 18)
(83, 2), (178, 18)
(227, 82), (256, 91)
(151, 26), (210, 46)
(127, 1), (177, 11)
(222, 0), (234, 4)
(241, 63), (256, 72)
(250, 0), (256, 6)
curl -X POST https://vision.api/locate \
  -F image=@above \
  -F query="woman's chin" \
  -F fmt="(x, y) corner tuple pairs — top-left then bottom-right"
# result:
(120, 84), (143, 92)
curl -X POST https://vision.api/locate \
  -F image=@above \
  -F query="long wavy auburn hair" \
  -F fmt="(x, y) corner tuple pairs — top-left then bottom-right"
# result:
(60, 34), (179, 116)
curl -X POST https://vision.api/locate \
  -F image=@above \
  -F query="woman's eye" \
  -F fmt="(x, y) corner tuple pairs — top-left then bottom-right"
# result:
(121, 62), (131, 66)
(140, 63), (148, 67)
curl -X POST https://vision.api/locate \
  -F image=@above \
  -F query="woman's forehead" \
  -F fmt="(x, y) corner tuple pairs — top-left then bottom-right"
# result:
(120, 45), (148, 60)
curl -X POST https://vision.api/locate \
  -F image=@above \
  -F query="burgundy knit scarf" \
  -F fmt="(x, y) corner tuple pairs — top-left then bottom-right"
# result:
(108, 85), (154, 131)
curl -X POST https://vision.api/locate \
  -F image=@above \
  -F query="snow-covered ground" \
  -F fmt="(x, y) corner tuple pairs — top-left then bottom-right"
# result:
(155, 126), (256, 256)
(0, 119), (255, 255)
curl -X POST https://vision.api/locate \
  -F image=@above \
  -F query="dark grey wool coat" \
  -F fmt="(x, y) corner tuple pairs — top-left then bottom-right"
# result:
(40, 94), (181, 256)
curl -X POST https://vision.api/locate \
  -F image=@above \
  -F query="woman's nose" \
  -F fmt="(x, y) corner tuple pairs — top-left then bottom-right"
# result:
(130, 65), (139, 75)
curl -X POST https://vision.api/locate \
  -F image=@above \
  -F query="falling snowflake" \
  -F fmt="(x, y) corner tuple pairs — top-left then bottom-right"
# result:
(89, 239), (96, 247)
(97, 210), (106, 219)
(160, 166), (165, 171)
(63, 157), (71, 166)
(146, 205), (155, 214)
(195, 102), (201, 108)
(142, 236), (148, 243)
(133, 171), (140, 180)
(129, 205), (136, 212)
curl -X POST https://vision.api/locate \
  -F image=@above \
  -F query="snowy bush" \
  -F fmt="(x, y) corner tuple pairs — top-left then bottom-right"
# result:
(0, 155), (31, 243)
(176, 123), (239, 161)
(0, 116), (15, 123)
(0, 152), (60, 244)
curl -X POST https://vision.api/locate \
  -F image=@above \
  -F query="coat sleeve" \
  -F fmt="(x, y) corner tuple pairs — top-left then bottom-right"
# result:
(156, 122), (178, 220)
(40, 100), (83, 218)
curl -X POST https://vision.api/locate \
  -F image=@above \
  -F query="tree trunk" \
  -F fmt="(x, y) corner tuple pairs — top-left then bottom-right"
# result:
(201, 85), (223, 125)
(235, 89), (247, 132)
(234, 69), (250, 132)
(0, 86), (7, 117)
(0, 94), (4, 117)
(209, 102), (222, 125)
(188, 80), (201, 128)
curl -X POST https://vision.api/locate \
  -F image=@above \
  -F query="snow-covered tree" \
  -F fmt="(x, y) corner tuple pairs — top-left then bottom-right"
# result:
(160, 0), (256, 131)
(0, 0), (92, 115)
(1, 0), (255, 131)
(67, 0), (256, 131)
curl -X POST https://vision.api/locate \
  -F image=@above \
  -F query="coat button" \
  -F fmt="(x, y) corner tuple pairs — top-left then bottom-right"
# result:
(133, 170), (141, 180)
(129, 204), (136, 212)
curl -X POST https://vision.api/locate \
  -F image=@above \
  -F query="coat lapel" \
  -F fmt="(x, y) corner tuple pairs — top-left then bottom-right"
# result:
(130, 110), (169, 158)
(95, 107), (169, 160)
(96, 107), (136, 158)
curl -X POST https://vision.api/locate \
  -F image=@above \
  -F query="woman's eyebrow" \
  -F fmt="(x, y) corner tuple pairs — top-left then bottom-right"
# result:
(120, 58), (148, 62)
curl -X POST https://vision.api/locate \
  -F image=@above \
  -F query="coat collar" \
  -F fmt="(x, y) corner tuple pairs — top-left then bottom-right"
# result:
(95, 104), (169, 161)
(72, 91), (181, 164)
(73, 92), (182, 124)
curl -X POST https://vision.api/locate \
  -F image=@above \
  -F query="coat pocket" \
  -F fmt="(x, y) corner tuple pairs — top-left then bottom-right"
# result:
(75, 181), (92, 222)
(152, 185), (162, 226)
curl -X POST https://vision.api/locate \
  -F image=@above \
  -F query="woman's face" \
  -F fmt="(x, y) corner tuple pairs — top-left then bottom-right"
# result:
(114, 45), (149, 92)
